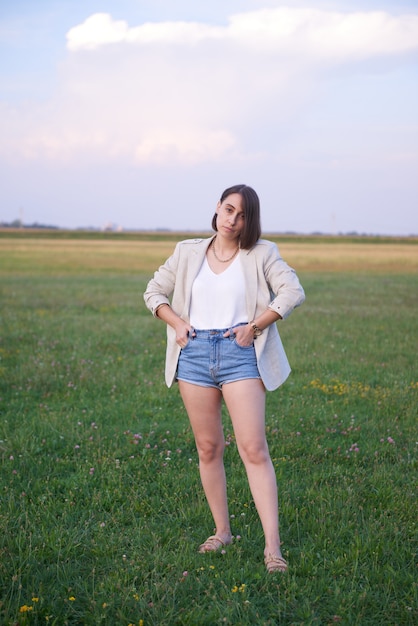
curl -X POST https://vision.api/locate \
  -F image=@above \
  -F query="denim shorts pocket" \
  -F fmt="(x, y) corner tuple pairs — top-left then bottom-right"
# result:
(232, 338), (255, 350)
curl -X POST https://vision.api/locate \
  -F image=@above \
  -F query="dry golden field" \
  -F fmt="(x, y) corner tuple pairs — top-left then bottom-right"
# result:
(0, 235), (417, 275)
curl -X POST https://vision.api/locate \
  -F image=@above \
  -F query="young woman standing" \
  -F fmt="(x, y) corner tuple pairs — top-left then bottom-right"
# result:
(144, 184), (305, 573)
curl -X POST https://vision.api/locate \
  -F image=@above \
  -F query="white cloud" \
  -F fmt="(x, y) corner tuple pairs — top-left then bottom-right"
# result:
(1, 6), (417, 168)
(230, 8), (418, 59)
(66, 12), (223, 50)
(66, 8), (418, 60)
(66, 13), (129, 50)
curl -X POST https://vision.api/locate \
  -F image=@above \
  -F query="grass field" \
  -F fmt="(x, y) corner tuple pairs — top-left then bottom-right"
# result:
(0, 233), (417, 625)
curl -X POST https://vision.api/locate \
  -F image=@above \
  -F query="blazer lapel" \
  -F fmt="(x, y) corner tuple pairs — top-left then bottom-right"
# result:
(240, 247), (258, 322)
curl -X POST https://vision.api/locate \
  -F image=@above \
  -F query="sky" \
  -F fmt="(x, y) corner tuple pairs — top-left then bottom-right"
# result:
(0, 0), (417, 235)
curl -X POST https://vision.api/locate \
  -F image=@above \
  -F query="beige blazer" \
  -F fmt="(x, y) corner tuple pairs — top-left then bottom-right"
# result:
(143, 236), (305, 391)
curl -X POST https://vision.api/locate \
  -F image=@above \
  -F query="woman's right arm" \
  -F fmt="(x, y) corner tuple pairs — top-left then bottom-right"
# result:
(154, 303), (192, 349)
(143, 247), (178, 316)
(143, 243), (192, 347)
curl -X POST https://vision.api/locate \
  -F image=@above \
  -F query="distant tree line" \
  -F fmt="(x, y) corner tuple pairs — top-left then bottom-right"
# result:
(0, 220), (58, 230)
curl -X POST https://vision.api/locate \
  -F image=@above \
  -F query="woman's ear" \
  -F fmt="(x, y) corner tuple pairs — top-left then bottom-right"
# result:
(215, 200), (221, 213)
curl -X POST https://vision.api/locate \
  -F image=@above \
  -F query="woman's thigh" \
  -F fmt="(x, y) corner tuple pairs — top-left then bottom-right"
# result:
(222, 379), (268, 452)
(178, 381), (224, 447)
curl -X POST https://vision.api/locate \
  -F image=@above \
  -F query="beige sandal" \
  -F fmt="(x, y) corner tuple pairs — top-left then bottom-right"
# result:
(198, 535), (227, 554)
(264, 553), (288, 573)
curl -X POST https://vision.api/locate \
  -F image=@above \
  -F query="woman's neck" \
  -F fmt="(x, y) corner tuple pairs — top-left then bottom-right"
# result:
(211, 235), (240, 263)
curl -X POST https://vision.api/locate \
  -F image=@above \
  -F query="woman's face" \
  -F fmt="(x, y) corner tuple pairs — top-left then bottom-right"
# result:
(215, 193), (245, 240)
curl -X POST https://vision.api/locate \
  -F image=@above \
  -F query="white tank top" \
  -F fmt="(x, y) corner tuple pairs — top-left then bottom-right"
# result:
(190, 253), (248, 329)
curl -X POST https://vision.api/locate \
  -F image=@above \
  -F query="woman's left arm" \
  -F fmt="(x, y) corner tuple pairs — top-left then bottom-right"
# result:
(263, 242), (305, 320)
(230, 242), (305, 345)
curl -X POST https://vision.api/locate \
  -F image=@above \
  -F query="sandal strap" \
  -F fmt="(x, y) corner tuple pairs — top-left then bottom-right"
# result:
(198, 535), (225, 553)
(264, 553), (288, 573)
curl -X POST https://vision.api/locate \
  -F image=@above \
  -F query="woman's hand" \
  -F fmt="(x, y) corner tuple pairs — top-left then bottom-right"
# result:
(174, 319), (194, 348)
(225, 324), (255, 347)
(224, 311), (282, 346)
(155, 304), (194, 348)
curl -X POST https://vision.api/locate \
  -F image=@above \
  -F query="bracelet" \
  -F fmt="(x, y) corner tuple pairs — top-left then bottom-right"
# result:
(249, 321), (263, 336)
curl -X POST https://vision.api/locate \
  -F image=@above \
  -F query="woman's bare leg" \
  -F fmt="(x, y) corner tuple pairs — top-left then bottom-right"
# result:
(222, 379), (282, 558)
(178, 381), (232, 547)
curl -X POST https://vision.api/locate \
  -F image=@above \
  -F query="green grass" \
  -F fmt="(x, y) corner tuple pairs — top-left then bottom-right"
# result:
(0, 237), (417, 625)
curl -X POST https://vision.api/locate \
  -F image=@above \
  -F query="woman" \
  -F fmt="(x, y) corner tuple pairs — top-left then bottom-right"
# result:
(144, 184), (305, 573)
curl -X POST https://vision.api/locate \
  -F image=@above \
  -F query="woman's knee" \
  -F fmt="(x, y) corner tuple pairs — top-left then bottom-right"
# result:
(197, 439), (225, 464)
(239, 441), (270, 465)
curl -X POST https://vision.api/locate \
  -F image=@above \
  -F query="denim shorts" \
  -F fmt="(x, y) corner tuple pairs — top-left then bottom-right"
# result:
(176, 326), (261, 389)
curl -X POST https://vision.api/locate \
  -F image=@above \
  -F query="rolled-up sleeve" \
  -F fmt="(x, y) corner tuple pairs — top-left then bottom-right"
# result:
(143, 244), (179, 316)
(265, 243), (305, 319)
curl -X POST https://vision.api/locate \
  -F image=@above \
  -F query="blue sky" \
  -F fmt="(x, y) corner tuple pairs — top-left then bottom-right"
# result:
(1, 0), (417, 234)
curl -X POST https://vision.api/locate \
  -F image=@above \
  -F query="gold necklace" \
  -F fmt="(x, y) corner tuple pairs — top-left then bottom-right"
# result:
(211, 236), (240, 263)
